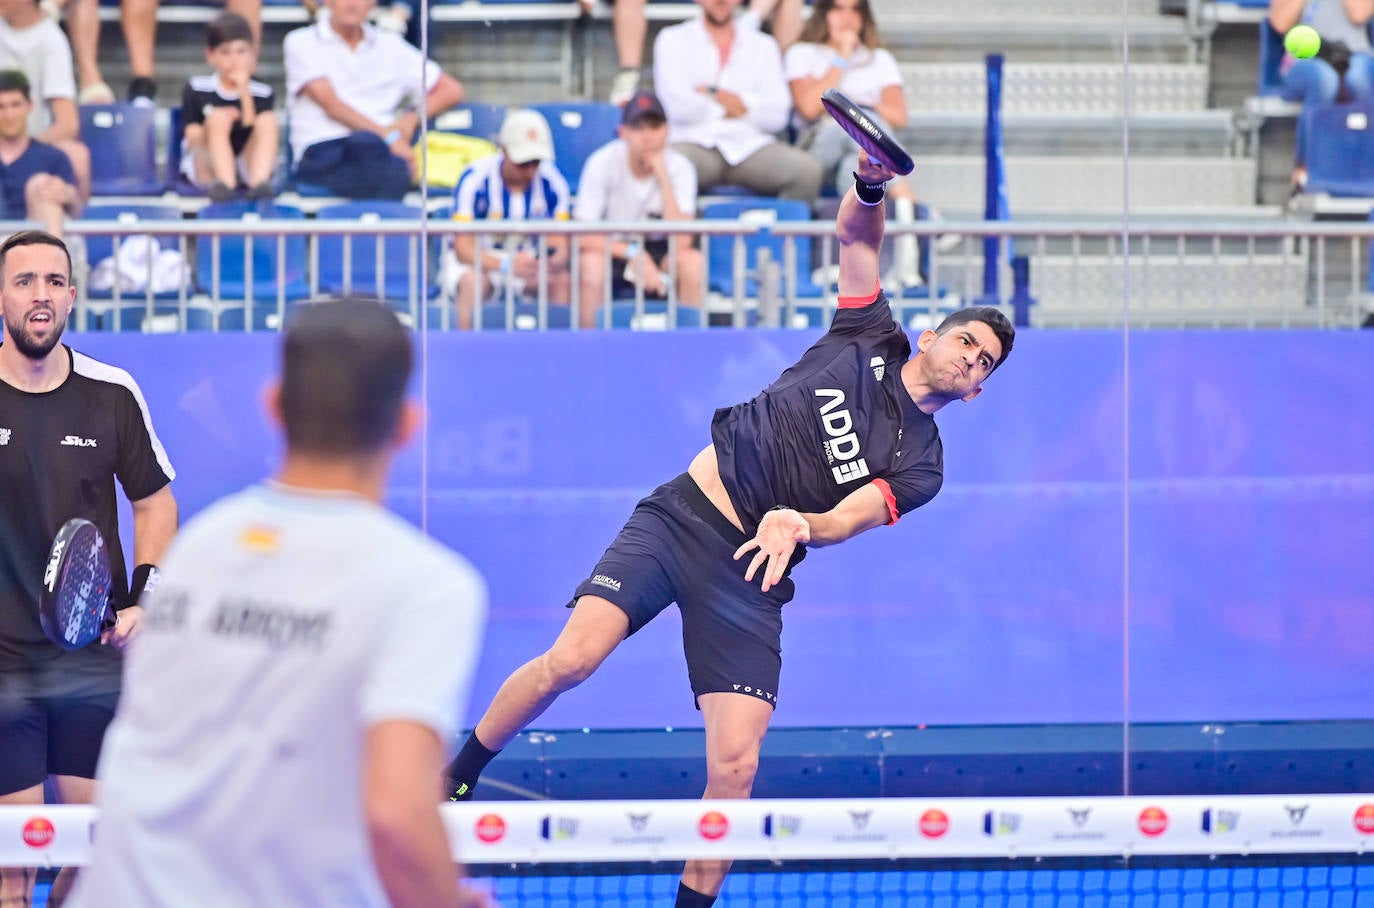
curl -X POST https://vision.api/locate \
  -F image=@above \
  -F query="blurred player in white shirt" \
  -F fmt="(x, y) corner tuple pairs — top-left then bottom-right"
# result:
(73, 298), (489, 908)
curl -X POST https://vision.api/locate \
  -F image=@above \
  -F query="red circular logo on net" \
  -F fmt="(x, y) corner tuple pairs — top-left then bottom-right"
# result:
(699, 811), (729, 841)
(1138, 807), (1169, 837)
(475, 814), (506, 844)
(1355, 804), (1374, 835)
(919, 809), (949, 838)
(22, 818), (54, 849)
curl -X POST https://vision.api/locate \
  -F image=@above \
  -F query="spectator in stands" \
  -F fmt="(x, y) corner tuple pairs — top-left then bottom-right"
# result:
(179, 13), (277, 202)
(284, 0), (464, 199)
(0, 0), (90, 199)
(574, 91), (703, 327)
(0, 70), (80, 236)
(653, 0), (821, 201)
(61, 0), (262, 105)
(1270, 0), (1374, 190)
(595, 0), (805, 106)
(785, 0), (934, 288)
(448, 108), (571, 330)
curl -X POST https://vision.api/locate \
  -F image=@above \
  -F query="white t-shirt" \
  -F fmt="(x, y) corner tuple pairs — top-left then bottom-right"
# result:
(70, 483), (487, 908)
(0, 16), (77, 135)
(284, 19), (442, 162)
(572, 139), (697, 225)
(784, 42), (904, 112)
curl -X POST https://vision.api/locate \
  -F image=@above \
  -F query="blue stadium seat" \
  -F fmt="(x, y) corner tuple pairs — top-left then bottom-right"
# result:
(476, 301), (573, 330)
(434, 103), (507, 141)
(592, 300), (704, 329)
(164, 106), (209, 196)
(701, 197), (824, 299)
(314, 201), (438, 308)
(195, 200), (310, 328)
(80, 104), (161, 196)
(1302, 101), (1374, 196)
(529, 102), (621, 195)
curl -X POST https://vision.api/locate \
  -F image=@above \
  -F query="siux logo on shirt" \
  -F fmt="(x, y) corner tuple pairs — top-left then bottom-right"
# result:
(0, 427), (10, 446)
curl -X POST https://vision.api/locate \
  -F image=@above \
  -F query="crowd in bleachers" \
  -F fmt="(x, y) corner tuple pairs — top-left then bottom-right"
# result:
(5, 0), (1374, 329)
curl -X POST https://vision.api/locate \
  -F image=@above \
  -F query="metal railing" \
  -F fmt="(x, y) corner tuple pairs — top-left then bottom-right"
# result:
(59, 217), (1374, 332)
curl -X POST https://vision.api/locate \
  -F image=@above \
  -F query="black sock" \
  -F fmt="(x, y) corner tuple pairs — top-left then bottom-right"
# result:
(442, 733), (499, 800)
(675, 882), (717, 907)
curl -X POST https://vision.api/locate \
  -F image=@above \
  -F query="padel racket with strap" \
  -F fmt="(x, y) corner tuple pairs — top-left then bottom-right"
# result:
(820, 88), (915, 176)
(40, 518), (117, 651)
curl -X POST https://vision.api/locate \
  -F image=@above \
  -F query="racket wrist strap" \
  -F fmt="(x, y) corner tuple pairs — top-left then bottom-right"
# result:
(124, 563), (161, 609)
(853, 172), (887, 206)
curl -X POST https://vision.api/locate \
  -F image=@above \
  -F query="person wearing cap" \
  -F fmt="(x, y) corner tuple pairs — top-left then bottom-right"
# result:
(447, 108), (572, 330)
(652, 0), (822, 202)
(573, 90), (703, 329)
(284, 0), (463, 199)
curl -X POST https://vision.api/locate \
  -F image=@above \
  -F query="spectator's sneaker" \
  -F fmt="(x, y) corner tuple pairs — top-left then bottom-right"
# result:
(445, 778), (475, 802)
(128, 77), (157, 108)
(246, 182), (275, 201)
(78, 82), (115, 105)
(609, 68), (641, 107)
(207, 181), (236, 203)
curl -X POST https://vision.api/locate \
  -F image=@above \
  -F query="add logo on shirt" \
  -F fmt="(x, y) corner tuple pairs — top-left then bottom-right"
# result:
(1138, 807), (1169, 837)
(475, 814), (506, 844)
(22, 817), (54, 849)
(919, 809), (949, 838)
(1354, 804), (1374, 835)
(698, 811), (729, 841)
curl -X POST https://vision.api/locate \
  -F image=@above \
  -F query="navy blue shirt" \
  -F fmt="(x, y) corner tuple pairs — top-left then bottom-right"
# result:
(0, 140), (74, 219)
(712, 291), (943, 531)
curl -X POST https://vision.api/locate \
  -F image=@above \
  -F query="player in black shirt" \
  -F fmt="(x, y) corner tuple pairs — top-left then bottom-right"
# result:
(0, 231), (177, 908)
(444, 154), (1015, 907)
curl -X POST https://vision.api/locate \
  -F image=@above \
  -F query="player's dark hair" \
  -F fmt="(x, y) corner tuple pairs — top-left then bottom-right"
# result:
(935, 306), (1015, 371)
(797, 0), (882, 50)
(0, 230), (72, 284)
(206, 12), (254, 49)
(280, 298), (413, 456)
(0, 69), (32, 102)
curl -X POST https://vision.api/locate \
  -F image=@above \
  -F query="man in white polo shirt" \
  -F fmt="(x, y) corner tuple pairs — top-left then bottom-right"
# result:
(652, 0), (821, 201)
(71, 299), (490, 908)
(284, 0), (464, 199)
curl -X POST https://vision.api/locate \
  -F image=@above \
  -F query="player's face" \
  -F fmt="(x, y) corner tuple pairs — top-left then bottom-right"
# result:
(698, 0), (739, 27)
(0, 90), (31, 141)
(620, 121), (667, 159)
(0, 243), (75, 361)
(915, 320), (1003, 402)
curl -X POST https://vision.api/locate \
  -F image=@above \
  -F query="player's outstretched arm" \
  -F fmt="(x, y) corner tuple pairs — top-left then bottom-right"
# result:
(366, 721), (489, 908)
(735, 483), (893, 592)
(836, 151), (897, 299)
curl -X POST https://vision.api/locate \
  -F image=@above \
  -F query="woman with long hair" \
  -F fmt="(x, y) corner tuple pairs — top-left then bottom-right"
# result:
(785, 0), (938, 289)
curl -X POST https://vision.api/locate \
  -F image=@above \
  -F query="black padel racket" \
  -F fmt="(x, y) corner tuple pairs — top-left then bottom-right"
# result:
(40, 518), (116, 651)
(820, 88), (915, 176)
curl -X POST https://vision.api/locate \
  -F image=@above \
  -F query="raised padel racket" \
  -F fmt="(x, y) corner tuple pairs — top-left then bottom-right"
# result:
(820, 88), (915, 176)
(40, 518), (117, 651)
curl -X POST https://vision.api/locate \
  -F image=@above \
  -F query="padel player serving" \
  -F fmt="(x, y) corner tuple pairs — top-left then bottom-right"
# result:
(445, 152), (1017, 906)
(0, 230), (177, 908)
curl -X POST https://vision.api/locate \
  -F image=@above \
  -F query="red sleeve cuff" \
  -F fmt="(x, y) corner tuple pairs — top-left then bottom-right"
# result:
(838, 284), (881, 309)
(871, 478), (899, 526)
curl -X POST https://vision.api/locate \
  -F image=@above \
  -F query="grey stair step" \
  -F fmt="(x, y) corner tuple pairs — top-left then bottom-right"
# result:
(903, 63), (1209, 115)
(906, 155), (1258, 214)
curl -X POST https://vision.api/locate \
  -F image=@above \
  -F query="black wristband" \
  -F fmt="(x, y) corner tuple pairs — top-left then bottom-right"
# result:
(124, 563), (161, 610)
(853, 172), (886, 205)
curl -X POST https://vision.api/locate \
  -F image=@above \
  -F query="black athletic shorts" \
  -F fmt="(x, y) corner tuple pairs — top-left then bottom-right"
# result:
(0, 688), (119, 795)
(571, 473), (805, 709)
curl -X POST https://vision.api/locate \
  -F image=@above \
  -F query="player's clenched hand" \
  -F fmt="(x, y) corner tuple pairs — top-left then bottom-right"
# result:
(855, 150), (895, 187)
(102, 605), (144, 651)
(733, 508), (810, 593)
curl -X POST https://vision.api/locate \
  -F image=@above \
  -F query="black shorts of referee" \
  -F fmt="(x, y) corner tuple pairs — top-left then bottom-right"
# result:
(570, 473), (805, 709)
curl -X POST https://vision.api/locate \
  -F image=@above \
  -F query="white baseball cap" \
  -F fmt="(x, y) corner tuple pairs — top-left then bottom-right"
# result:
(499, 109), (555, 165)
